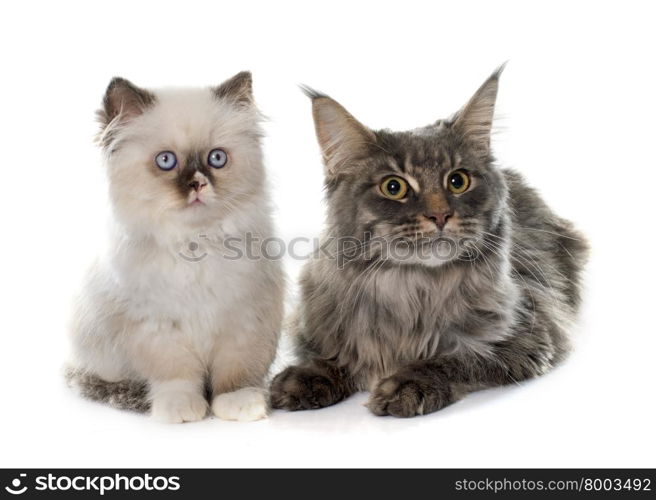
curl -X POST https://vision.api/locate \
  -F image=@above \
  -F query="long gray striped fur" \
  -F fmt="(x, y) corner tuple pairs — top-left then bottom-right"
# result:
(271, 67), (589, 417)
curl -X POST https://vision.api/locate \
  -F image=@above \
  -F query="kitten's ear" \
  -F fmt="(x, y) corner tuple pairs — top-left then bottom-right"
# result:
(452, 65), (505, 153)
(99, 77), (155, 127)
(214, 71), (253, 106)
(302, 86), (376, 175)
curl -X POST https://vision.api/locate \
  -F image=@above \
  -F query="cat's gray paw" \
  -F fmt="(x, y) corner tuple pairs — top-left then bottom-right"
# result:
(270, 365), (342, 411)
(368, 373), (447, 418)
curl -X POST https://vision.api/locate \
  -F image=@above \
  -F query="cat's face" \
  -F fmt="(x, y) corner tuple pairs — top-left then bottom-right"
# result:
(98, 72), (263, 233)
(307, 68), (508, 267)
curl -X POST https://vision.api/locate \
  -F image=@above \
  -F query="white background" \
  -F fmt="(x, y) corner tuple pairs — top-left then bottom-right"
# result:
(1, 0), (654, 468)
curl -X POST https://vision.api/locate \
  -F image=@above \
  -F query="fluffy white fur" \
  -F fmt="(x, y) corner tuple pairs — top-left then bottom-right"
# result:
(69, 75), (284, 423)
(211, 387), (268, 422)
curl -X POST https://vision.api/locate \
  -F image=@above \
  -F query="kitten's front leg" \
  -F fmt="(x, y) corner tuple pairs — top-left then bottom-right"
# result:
(125, 320), (208, 423)
(270, 360), (355, 411)
(209, 330), (278, 422)
(149, 379), (208, 424)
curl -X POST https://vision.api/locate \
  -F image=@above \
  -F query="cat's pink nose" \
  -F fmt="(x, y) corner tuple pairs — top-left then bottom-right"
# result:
(425, 211), (452, 230)
(189, 180), (207, 192)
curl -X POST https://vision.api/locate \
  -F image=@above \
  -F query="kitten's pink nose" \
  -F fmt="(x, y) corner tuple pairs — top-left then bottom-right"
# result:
(425, 211), (452, 230)
(189, 180), (207, 192)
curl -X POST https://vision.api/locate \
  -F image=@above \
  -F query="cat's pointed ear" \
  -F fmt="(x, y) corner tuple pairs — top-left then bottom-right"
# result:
(214, 71), (253, 106)
(99, 77), (155, 127)
(452, 64), (505, 153)
(302, 86), (376, 175)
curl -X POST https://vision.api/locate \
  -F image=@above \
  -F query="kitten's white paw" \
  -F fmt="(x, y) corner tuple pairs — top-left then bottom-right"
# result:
(151, 390), (208, 424)
(212, 387), (268, 422)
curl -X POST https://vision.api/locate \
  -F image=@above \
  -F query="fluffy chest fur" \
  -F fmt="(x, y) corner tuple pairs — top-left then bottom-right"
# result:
(299, 256), (518, 389)
(113, 242), (247, 325)
(101, 207), (275, 346)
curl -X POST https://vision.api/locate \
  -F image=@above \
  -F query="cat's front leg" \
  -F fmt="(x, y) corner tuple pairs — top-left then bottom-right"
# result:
(367, 360), (467, 418)
(369, 336), (544, 417)
(125, 320), (208, 423)
(270, 360), (355, 411)
(149, 380), (209, 424)
(209, 328), (278, 422)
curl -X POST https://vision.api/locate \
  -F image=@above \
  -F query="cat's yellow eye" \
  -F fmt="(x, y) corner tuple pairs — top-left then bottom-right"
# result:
(447, 170), (471, 194)
(380, 176), (408, 200)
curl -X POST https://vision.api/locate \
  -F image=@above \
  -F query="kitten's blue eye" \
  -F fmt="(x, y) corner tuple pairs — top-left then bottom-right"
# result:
(155, 151), (177, 170)
(208, 148), (228, 169)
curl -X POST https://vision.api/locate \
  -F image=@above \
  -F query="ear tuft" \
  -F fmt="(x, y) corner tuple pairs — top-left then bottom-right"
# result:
(98, 77), (155, 127)
(299, 84), (328, 100)
(452, 64), (505, 153)
(214, 71), (253, 106)
(304, 89), (376, 175)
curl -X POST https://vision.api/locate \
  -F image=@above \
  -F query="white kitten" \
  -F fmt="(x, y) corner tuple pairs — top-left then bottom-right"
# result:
(67, 72), (284, 423)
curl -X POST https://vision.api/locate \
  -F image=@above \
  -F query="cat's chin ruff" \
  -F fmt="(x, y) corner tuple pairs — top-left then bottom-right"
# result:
(378, 252), (459, 268)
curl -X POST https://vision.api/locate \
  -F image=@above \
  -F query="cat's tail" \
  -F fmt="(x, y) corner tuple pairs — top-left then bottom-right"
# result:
(65, 366), (151, 413)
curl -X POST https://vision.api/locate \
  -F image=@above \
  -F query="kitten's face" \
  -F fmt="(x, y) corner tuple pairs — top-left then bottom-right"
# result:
(308, 68), (507, 267)
(98, 72), (263, 232)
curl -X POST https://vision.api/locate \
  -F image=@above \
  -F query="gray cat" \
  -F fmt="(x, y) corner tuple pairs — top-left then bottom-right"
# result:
(270, 67), (589, 417)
